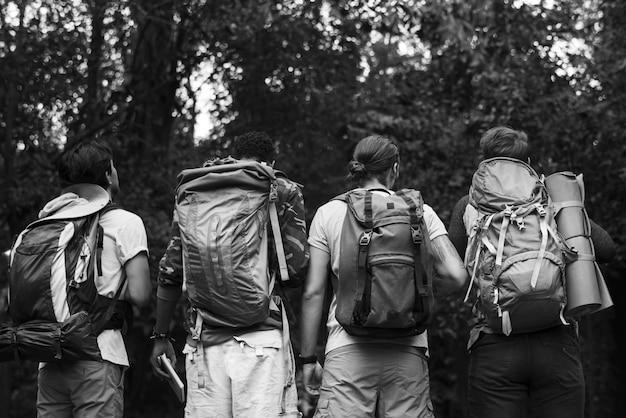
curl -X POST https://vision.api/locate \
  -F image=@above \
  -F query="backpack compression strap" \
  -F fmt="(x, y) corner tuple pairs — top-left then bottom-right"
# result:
(396, 190), (430, 316)
(352, 191), (375, 307)
(268, 182), (290, 282)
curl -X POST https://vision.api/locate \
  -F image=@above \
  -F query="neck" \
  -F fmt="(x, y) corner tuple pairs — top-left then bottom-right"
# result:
(361, 179), (388, 190)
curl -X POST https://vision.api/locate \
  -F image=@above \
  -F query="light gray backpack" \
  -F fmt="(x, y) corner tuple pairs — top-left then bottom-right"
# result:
(463, 157), (570, 335)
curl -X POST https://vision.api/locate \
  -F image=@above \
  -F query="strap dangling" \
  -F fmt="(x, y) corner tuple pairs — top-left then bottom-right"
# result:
(530, 207), (549, 289)
(269, 199), (289, 282)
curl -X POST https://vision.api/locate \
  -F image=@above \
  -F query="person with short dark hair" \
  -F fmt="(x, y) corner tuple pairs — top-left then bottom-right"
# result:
(478, 126), (530, 161)
(231, 131), (276, 163)
(37, 139), (151, 418)
(301, 135), (467, 418)
(150, 131), (309, 417)
(448, 126), (616, 418)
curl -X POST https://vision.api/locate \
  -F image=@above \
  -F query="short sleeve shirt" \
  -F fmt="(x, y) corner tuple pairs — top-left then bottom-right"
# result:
(96, 208), (149, 366)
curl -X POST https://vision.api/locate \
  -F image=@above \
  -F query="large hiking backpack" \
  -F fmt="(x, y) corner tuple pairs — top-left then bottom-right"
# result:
(175, 159), (289, 328)
(0, 185), (129, 362)
(463, 157), (569, 335)
(333, 188), (434, 337)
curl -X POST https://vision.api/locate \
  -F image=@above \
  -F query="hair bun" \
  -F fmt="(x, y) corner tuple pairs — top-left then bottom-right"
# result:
(347, 160), (367, 181)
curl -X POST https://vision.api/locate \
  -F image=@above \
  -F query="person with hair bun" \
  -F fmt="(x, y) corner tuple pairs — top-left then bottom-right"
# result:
(300, 135), (467, 418)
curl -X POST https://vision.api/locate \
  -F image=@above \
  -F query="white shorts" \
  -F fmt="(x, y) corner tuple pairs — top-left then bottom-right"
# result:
(184, 332), (300, 418)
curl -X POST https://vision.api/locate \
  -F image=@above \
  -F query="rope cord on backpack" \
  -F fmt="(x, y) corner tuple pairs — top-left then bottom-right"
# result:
(496, 209), (511, 266)
(531, 206), (550, 289)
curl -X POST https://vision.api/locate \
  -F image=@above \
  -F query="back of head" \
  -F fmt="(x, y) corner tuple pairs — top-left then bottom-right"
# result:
(347, 135), (399, 186)
(58, 139), (113, 189)
(479, 126), (530, 161)
(231, 131), (275, 163)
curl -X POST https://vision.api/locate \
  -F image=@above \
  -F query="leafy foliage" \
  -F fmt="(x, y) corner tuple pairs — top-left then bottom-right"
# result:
(0, 1), (624, 417)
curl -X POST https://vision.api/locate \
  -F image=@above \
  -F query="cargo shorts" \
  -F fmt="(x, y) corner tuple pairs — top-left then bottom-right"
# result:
(314, 343), (434, 418)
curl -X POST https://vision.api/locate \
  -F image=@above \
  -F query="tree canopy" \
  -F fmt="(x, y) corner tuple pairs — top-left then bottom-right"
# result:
(0, 1), (624, 417)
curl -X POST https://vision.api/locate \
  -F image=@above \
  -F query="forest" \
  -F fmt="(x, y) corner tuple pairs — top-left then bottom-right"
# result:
(0, 0), (624, 417)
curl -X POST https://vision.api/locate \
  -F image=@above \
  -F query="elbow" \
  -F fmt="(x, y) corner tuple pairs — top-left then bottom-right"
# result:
(434, 265), (469, 296)
(452, 265), (470, 289)
(132, 292), (151, 308)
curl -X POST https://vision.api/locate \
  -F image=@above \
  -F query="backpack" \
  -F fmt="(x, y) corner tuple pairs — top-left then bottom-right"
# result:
(0, 187), (130, 363)
(463, 157), (570, 335)
(174, 159), (289, 328)
(333, 188), (434, 337)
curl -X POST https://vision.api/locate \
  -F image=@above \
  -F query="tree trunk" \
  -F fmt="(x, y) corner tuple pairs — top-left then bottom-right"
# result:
(122, 0), (178, 160)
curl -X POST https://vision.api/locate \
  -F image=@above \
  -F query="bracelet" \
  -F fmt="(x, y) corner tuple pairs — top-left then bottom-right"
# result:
(150, 330), (174, 342)
(299, 354), (317, 365)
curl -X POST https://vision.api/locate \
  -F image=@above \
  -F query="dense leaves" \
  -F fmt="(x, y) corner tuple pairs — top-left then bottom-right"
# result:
(0, 0), (624, 417)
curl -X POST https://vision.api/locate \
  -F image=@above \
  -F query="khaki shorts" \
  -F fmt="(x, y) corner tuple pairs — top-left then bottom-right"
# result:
(314, 344), (435, 418)
(184, 337), (300, 418)
(37, 360), (125, 418)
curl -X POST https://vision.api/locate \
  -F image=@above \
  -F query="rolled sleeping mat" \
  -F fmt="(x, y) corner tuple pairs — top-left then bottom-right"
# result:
(544, 171), (613, 316)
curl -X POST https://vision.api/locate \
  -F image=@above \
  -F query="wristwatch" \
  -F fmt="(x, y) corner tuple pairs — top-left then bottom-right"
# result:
(299, 353), (317, 365)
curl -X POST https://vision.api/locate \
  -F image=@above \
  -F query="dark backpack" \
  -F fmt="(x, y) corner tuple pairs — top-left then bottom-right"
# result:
(175, 159), (289, 328)
(0, 202), (130, 363)
(333, 189), (434, 337)
(463, 157), (570, 335)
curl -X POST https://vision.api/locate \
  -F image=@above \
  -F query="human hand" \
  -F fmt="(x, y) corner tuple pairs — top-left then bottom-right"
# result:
(150, 338), (176, 380)
(302, 362), (323, 396)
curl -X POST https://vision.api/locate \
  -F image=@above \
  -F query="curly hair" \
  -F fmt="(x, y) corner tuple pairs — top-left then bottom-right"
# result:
(57, 139), (113, 189)
(231, 131), (275, 162)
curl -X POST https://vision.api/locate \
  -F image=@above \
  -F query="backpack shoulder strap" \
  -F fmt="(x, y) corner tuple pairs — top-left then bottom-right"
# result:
(268, 182), (290, 283)
(95, 203), (117, 277)
(91, 203), (129, 334)
(395, 189), (433, 317)
(92, 270), (128, 334)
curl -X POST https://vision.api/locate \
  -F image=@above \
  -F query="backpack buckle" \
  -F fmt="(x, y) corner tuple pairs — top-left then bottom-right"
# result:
(410, 227), (422, 244)
(536, 204), (546, 217)
(359, 231), (372, 246)
(269, 183), (278, 202)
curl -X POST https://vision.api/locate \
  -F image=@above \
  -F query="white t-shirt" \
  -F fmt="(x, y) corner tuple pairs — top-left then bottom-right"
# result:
(95, 208), (149, 366)
(308, 189), (448, 355)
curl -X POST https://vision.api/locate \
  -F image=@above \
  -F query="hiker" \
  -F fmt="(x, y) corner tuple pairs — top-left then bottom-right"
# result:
(35, 139), (151, 417)
(447, 126), (616, 418)
(150, 131), (309, 417)
(300, 135), (468, 418)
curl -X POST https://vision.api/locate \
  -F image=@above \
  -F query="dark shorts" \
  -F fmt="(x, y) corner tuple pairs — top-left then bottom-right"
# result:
(468, 325), (584, 418)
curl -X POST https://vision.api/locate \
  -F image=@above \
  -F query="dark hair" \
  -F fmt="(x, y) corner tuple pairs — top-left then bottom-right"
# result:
(231, 131), (275, 162)
(57, 139), (113, 189)
(347, 135), (399, 185)
(479, 126), (530, 161)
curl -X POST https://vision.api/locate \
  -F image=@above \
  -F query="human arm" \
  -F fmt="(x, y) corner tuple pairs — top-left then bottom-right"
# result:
(430, 235), (469, 295)
(447, 195), (470, 256)
(150, 297), (179, 380)
(300, 246), (329, 395)
(149, 213), (184, 379)
(124, 252), (151, 307)
(590, 220), (616, 264)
